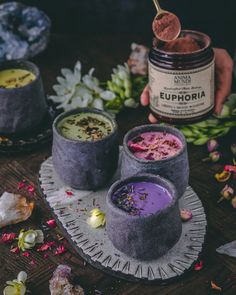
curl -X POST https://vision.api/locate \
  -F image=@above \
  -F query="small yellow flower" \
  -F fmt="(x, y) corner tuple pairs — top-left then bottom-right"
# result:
(215, 171), (231, 182)
(87, 208), (106, 228)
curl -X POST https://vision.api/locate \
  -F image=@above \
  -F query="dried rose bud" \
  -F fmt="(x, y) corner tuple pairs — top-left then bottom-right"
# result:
(209, 151), (221, 163)
(207, 139), (219, 153)
(218, 185), (234, 203)
(231, 143), (236, 156)
(215, 171), (231, 182)
(194, 260), (203, 271)
(231, 197), (236, 209)
(180, 209), (192, 222)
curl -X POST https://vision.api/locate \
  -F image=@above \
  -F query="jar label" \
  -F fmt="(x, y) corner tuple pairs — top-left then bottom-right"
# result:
(149, 59), (215, 119)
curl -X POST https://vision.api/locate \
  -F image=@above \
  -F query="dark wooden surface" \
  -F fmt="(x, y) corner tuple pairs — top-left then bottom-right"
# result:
(0, 33), (236, 295)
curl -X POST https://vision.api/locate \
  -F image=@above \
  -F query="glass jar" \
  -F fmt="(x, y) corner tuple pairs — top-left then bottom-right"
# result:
(149, 30), (215, 124)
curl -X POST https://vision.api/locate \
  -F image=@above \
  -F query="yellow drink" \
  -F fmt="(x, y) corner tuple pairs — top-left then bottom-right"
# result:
(0, 69), (36, 88)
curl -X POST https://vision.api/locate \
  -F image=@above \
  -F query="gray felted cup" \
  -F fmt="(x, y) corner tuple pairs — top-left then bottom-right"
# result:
(121, 124), (189, 198)
(0, 60), (47, 134)
(106, 173), (182, 260)
(52, 108), (119, 190)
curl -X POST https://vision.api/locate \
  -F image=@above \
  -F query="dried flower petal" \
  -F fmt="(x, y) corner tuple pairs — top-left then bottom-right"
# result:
(211, 281), (222, 292)
(180, 209), (192, 222)
(29, 259), (37, 267)
(65, 190), (73, 197)
(207, 139), (219, 153)
(128, 143), (148, 152)
(46, 219), (57, 229)
(224, 165), (236, 174)
(22, 252), (30, 257)
(18, 182), (25, 190)
(0, 233), (16, 243)
(37, 241), (55, 252)
(87, 208), (106, 228)
(215, 171), (231, 182)
(54, 245), (66, 255)
(26, 185), (35, 193)
(10, 246), (20, 254)
(43, 253), (49, 259)
(194, 260), (203, 271)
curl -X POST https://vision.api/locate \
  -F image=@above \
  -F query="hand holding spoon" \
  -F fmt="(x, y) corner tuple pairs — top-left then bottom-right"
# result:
(152, 0), (181, 42)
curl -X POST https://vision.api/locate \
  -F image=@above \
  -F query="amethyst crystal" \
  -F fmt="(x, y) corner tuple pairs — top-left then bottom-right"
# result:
(49, 265), (84, 295)
(0, 2), (51, 61)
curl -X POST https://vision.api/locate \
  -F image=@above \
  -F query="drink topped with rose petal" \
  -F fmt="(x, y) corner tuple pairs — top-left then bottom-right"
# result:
(57, 112), (113, 141)
(128, 131), (183, 160)
(0, 69), (36, 88)
(112, 181), (172, 216)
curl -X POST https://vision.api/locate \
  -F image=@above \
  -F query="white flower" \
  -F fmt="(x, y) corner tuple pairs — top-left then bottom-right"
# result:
(18, 229), (44, 251)
(3, 271), (27, 295)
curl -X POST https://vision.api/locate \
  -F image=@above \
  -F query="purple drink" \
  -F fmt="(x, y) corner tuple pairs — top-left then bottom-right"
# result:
(112, 181), (172, 216)
(128, 131), (183, 160)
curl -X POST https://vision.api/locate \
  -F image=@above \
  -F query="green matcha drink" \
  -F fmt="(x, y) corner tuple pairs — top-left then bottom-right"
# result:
(57, 112), (113, 141)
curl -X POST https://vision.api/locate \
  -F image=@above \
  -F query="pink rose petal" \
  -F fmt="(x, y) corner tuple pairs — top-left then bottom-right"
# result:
(22, 251), (31, 257)
(37, 241), (56, 252)
(54, 245), (66, 255)
(18, 181), (26, 190)
(29, 259), (37, 267)
(27, 185), (35, 193)
(194, 260), (203, 271)
(10, 246), (20, 254)
(0, 233), (16, 243)
(66, 190), (74, 197)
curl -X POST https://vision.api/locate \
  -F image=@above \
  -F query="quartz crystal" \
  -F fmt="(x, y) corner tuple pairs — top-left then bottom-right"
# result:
(49, 265), (84, 295)
(0, 2), (50, 61)
(0, 192), (34, 228)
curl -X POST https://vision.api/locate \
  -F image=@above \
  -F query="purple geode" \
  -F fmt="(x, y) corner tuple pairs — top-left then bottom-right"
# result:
(49, 265), (84, 295)
(0, 2), (51, 61)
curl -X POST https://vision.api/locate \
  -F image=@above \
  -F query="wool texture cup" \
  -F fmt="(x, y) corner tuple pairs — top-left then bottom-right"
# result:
(106, 174), (182, 260)
(121, 124), (189, 198)
(52, 108), (119, 190)
(0, 60), (47, 134)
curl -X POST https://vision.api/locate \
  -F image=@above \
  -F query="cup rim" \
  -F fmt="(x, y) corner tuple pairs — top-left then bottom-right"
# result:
(123, 124), (186, 164)
(0, 59), (40, 91)
(53, 107), (118, 144)
(106, 173), (178, 220)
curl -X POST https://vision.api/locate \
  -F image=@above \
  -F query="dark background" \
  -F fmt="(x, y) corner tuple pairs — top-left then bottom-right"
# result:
(3, 0), (236, 54)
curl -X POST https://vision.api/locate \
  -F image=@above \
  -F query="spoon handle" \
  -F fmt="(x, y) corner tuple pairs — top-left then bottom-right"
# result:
(152, 0), (162, 12)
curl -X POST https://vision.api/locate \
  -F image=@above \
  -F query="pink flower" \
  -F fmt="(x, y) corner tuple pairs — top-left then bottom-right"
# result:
(46, 219), (57, 228)
(224, 165), (236, 174)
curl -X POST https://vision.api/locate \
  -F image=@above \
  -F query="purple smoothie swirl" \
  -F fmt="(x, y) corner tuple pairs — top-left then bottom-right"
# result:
(112, 181), (172, 216)
(128, 131), (183, 160)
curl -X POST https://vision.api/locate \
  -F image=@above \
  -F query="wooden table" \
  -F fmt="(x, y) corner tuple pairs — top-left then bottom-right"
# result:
(0, 34), (236, 295)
